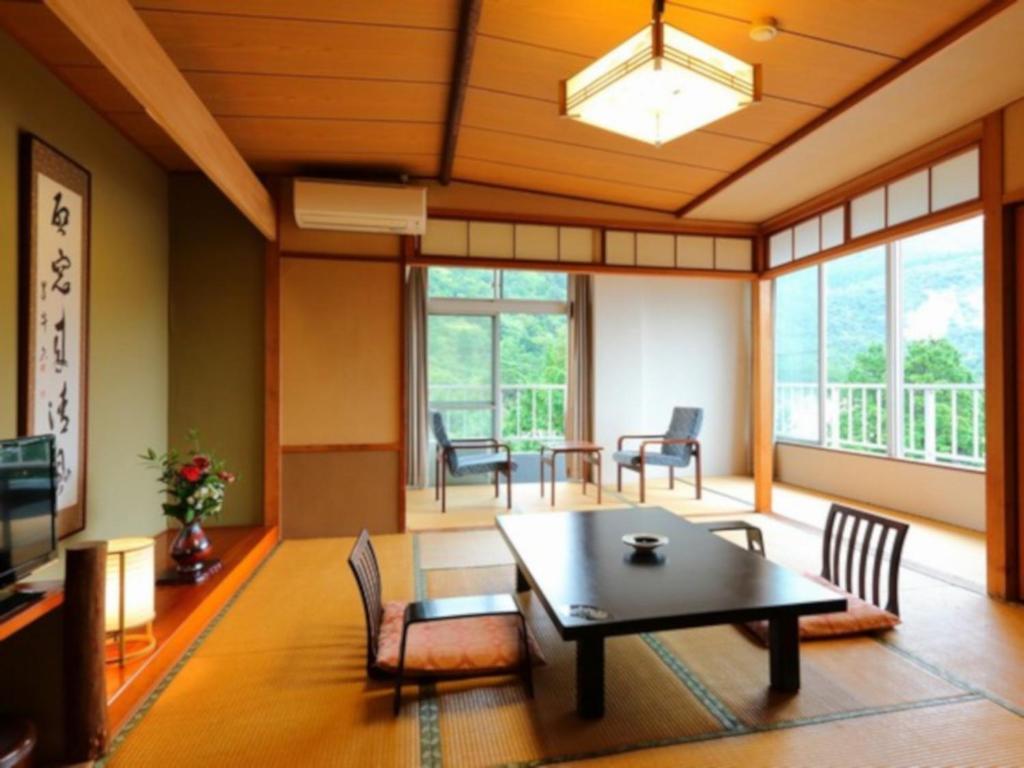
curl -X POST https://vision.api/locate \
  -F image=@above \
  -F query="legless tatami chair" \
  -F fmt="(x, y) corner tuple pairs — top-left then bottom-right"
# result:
(612, 407), (703, 503)
(347, 530), (537, 714)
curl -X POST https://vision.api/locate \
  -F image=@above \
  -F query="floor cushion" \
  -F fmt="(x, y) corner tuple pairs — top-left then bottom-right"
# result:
(376, 601), (545, 676)
(744, 574), (900, 645)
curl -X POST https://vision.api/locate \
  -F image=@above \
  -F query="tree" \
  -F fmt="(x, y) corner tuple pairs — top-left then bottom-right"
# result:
(840, 339), (980, 458)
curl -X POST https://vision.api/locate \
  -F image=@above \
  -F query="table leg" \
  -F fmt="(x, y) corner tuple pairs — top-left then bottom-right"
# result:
(539, 448), (545, 497)
(515, 565), (530, 593)
(769, 614), (800, 691)
(551, 452), (557, 507)
(576, 636), (605, 718)
(596, 452), (602, 504)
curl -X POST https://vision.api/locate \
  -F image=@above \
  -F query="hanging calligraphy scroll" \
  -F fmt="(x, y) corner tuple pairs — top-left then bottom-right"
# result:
(19, 134), (90, 538)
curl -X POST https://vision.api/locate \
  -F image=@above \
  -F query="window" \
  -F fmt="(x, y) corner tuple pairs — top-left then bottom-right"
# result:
(774, 268), (820, 441)
(897, 217), (984, 466)
(773, 216), (984, 469)
(824, 246), (888, 454)
(427, 267), (495, 300)
(427, 268), (569, 452)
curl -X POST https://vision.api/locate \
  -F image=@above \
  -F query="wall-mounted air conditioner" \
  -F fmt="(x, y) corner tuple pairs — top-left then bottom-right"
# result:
(293, 178), (426, 235)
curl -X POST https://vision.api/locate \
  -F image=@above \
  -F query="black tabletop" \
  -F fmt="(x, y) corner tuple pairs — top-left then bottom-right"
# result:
(497, 507), (846, 639)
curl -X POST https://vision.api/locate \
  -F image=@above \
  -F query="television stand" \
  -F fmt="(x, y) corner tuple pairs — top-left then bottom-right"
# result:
(0, 589), (45, 623)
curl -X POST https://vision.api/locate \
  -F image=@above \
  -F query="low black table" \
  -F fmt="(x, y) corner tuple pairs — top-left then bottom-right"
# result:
(497, 507), (846, 718)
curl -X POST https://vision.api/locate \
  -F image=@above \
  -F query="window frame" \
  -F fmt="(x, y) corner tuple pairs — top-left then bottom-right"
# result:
(426, 268), (570, 444)
(772, 215), (984, 472)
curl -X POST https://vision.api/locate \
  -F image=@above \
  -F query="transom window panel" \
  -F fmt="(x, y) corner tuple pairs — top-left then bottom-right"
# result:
(775, 267), (820, 442)
(769, 206), (845, 267)
(421, 218), (597, 264)
(772, 215), (984, 470)
(767, 148), (980, 273)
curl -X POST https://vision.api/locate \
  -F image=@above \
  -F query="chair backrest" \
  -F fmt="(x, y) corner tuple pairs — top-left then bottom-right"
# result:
(662, 407), (703, 463)
(348, 529), (383, 670)
(821, 503), (909, 616)
(431, 411), (460, 472)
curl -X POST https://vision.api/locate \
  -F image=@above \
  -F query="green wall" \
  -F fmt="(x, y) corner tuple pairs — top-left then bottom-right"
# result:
(0, 31), (169, 542)
(168, 173), (264, 526)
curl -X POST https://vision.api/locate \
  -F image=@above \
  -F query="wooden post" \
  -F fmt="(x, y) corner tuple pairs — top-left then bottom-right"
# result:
(264, 233), (281, 530)
(752, 277), (774, 513)
(981, 111), (1020, 601)
(63, 541), (108, 762)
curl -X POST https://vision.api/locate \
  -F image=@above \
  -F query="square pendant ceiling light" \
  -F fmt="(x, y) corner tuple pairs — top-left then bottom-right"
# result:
(560, 20), (760, 146)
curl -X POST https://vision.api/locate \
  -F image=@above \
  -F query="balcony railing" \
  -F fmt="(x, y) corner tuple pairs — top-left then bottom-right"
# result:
(429, 383), (567, 443)
(776, 381), (985, 468)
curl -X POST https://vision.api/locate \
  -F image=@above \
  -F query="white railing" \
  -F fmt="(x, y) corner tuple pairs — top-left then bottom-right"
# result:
(500, 384), (567, 440)
(430, 383), (567, 441)
(776, 381), (985, 468)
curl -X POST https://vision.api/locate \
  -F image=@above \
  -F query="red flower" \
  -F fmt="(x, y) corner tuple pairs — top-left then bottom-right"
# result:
(180, 464), (202, 483)
(192, 455), (211, 472)
(218, 471), (237, 484)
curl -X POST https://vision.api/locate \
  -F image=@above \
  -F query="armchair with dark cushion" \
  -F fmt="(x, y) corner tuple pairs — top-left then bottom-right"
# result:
(612, 407), (703, 503)
(432, 411), (516, 513)
(348, 530), (538, 714)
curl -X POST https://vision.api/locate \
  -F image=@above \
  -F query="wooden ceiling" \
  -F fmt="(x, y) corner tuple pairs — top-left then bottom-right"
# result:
(0, 0), (1002, 216)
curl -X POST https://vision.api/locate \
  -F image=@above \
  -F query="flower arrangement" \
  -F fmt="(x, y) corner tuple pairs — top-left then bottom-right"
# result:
(142, 430), (236, 525)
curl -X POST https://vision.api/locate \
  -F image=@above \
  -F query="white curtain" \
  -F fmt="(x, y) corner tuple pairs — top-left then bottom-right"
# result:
(565, 274), (594, 479)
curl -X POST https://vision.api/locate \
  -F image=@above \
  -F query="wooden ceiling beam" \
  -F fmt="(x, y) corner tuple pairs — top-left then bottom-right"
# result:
(43, 0), (277, 240)
(674, 0), (1017, 219)
(439, 0), (483, 184)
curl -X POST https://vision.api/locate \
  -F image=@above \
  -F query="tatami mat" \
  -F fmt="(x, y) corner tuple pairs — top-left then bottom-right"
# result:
(560, 698), (1024, 768)
(106, 537), (420, 768)
(656, 625), (962, 727)
(106, 510), (1024, 768)
(418, 529), (514, 570)
(426, 566), (726, 767)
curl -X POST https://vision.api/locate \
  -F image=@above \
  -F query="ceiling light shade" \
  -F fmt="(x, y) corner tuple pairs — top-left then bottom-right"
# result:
(560, 20), (760, 146)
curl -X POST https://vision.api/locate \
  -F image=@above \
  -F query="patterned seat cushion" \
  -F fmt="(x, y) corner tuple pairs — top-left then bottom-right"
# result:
(744, 574), (900, 644)
(376, 601), (544, 676)
(451, 452), (517, 477)
(611, 450), (686, 468)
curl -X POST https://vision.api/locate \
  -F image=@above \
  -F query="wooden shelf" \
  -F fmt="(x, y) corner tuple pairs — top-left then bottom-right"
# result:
(0, 585), (64, 644)
(105, 525), (278, 735)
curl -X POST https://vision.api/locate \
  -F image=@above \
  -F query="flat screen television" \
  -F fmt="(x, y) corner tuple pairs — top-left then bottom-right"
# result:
(0, 434), (57, 592)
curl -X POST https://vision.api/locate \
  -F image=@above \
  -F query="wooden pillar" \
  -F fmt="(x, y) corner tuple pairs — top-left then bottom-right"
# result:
(752, 274), (774, 513)
(63, 541), (108, 762)
(982, 111), (1019, 600)
(1017, 205), (1024, 600)
(264, 236), (281, 530)
(399, 236), (413, 532)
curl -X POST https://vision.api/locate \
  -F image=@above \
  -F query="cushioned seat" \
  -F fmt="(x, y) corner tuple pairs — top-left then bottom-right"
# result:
(613, 407), (703, 503)
(451, 452), (519, 477)
(376, 601), (544, 676)
(611, 450), (686, 468)
(431, 411), (515, 511)
(744, 574), (900, 644)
